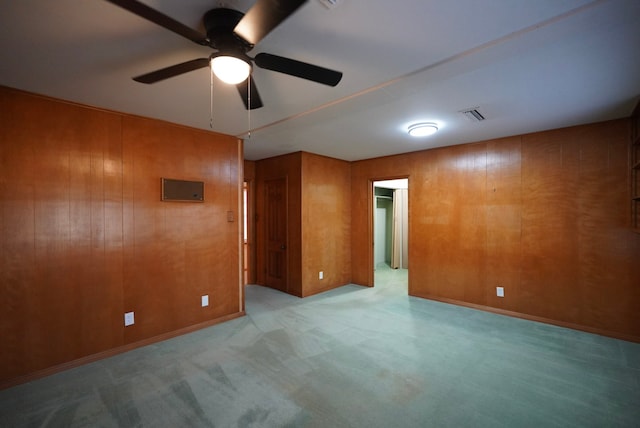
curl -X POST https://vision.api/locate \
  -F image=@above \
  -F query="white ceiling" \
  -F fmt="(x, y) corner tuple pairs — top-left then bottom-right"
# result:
(1, 0), (639, 161)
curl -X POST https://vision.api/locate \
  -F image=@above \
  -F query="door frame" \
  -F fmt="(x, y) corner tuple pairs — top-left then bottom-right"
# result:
(243, 180), (257, 286)
(370, 176), (410, 289)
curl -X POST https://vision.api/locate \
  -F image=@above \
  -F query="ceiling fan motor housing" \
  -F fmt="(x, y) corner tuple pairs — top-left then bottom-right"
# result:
(203, 8), (253, 52)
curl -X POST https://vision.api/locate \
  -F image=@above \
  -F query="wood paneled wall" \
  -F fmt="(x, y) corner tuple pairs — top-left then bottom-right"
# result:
(352, 119), (640, 341)
(254, 152), (351, 297)
(2, 85), (638, 389)
(0, 87), (243, 386)
(300, 153), (351, 297)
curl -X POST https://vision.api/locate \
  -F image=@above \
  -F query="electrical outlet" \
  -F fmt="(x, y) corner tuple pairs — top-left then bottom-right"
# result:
(124, 311), (135, 326)
(319, 271), (324, 280)
(201, 295), (209, 307)
(496, 287), (504, 298)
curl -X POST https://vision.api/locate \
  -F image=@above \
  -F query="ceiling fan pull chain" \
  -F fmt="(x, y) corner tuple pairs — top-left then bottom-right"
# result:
(210, 70), (214, 129)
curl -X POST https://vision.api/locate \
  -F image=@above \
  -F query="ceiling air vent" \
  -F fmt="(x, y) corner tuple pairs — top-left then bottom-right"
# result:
(459, 107), (486, 122)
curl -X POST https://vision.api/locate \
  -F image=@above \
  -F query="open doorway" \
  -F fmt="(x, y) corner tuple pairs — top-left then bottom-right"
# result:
(373, 179), (408, 290)
(243, 180), (257, 287)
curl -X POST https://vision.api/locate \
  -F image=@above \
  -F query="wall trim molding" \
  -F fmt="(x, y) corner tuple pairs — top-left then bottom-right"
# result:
(413, 294), (640, 344)
(0, 311), (245, 391)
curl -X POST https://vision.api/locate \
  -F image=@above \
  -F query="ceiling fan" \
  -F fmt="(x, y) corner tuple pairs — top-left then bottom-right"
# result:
(106, 0), (343, 110)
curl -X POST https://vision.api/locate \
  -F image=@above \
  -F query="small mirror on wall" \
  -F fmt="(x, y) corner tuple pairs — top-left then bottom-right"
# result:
(161, 178), (204, 202)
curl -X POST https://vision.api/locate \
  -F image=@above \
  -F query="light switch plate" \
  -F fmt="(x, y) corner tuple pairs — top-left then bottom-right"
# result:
(201, 295), (209, 307)
(496, 287), (504, 298)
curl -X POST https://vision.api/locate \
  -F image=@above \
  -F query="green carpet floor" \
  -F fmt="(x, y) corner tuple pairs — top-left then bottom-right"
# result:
(1, 265), (639, 427)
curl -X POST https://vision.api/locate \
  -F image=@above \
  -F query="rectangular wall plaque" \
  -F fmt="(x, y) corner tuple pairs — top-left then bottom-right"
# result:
(161, 178), (204, 202)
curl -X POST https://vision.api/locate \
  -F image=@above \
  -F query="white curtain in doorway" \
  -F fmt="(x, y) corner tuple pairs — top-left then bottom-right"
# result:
(391, 189), (408, 269)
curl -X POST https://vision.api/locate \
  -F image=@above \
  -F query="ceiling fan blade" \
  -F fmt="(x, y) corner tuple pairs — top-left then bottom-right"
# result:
(234, 0), (307, 46)
(106, 0), (209, 45)
(236, 78), (264, 110)
(133, 58), (210, 84)
(254, 53), (342, 87)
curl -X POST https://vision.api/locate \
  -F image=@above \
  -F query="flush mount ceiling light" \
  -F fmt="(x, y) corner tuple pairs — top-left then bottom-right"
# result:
(210, 54), (251, 85)
(408, 122), (438, 137)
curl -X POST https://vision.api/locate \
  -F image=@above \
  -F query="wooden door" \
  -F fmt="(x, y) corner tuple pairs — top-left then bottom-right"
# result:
(265, 177), (287, 291)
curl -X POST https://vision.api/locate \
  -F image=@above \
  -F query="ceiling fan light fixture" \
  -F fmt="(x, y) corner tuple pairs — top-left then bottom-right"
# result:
(210, 55), (251, 84)
(408, 122), (438, 137)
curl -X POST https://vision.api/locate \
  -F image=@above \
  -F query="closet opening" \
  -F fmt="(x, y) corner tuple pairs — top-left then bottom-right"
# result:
(372, 178), (409, 289)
